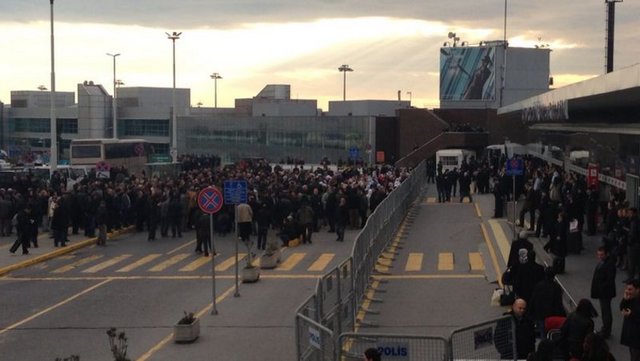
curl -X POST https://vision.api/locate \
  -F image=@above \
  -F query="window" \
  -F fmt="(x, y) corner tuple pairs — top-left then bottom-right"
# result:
(72, 145), (101, 159)
(122, 119), (169, 137)
(440, 156), (459, 166)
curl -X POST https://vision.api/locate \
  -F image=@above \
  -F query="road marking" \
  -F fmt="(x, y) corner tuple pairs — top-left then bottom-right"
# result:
(469, 252), (485, 271)
(277, 253), (305, 271)
(405, 253), (423, 271)
(488, 219), (510, 264)
(167, 239), (196, 255)
(179, 255), (214, 272)
(425, 197), (436, 203)
(215, 253), (247, 271)
(475, 203), (482, 217)
(51, 255), (103, 274)
(148, 254), (189, 272)
(0, 279), (112, 336)
(307, 253), (335, 272)
(1, 274), (323, 282)
(481, 223), (504, 288)
(136, 283), (237, 361)
(372, 274), (486, 280)
(438, 252), (454, 271)
(82, 255), (132, 273)
(116, 254), (162, 273)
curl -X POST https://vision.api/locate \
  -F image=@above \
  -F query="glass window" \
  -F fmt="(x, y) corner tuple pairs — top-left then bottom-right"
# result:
(72, 145), (101, 158)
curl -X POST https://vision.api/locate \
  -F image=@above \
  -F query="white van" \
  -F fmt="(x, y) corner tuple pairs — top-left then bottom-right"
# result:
(27, 165), (91, 191)
(436, 149), (476, 173)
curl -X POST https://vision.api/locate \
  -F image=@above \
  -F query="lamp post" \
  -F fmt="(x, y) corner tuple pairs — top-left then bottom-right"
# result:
(166, 31), (181, 163)
(106, 52), (120, 138)
(338, 64), (353, 101)
(210, 72), (222, 108)
(49, 0), (57, 170)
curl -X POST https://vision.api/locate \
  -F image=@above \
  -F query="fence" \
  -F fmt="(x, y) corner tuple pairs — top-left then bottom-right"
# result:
(295, 160), (427, 360)
(449, 316), (515, 361)
(338, 333), (449, 361)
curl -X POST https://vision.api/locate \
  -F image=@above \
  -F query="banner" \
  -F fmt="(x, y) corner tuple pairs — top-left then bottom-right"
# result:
(440, 47), (496, 101)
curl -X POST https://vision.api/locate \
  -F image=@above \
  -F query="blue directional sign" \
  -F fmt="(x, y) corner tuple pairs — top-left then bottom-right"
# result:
(505, 157), (524, 176)
(223, 180), (248, 205)
(349, 146), (359, 160)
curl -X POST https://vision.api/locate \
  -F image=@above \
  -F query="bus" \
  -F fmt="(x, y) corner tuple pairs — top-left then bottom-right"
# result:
(70, 138), (152, 174)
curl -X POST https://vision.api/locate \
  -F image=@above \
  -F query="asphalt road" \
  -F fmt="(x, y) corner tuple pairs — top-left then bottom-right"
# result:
(0, 226), (358, 360)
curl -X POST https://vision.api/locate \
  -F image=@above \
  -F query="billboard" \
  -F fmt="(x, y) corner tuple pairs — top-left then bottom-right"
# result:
(440, 47), (496, 101)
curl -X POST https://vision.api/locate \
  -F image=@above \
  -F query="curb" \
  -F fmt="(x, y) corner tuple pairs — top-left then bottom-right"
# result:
(0, 226), (135, 277)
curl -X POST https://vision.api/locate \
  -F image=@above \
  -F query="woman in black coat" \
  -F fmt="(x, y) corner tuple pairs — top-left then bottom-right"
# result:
(558, 299), (597, 360)
(50, 197), (69, 247)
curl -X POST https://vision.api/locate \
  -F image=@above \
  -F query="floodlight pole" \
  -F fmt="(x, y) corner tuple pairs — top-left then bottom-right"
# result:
(49, 0), (57, 170)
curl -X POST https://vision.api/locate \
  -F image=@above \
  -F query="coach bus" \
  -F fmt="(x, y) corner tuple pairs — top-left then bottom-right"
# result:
(70, 138), (152, 174)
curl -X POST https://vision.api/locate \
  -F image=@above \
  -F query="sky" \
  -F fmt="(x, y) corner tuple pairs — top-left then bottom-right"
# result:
(0, 0), (639, 110)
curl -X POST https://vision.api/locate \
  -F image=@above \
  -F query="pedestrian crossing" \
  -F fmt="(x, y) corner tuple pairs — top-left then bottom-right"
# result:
(41, 250), (489, 275)
(424, 197), (472, 204)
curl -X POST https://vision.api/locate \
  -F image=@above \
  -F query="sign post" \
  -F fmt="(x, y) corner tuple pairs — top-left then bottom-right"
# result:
(224, 180), (248, 298)
(197, 186), (224, 315)
(506, 157), (524, 240)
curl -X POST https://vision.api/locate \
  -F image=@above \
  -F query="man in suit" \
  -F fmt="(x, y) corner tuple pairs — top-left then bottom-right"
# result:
(591, 246), (616, 338)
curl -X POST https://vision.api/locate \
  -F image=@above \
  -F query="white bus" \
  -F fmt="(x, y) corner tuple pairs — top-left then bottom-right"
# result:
(436, 149), (476, 173)
(70, 138), (152, 174)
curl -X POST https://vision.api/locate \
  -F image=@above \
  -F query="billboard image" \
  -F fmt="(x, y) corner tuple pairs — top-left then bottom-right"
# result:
(440, 46), (496, 101)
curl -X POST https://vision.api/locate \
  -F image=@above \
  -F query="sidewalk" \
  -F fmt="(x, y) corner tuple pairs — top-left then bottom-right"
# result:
(0, 226), (133, 277)
(474, 193), (628, 360)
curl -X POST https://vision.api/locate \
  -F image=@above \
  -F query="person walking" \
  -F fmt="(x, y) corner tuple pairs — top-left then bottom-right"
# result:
(335, 197), (348, 242)
(10, 204), (36, 255)
(51, 197), (69, 247)
(255, 202), (271, 250)
(96, 200), (108, 246)
(620, 279), (640, 361)
(296, 200), (314, 244)
(590, 246), (616, 339)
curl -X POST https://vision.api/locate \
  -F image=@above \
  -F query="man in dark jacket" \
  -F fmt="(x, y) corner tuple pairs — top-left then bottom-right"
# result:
(590, 246), (616, 338)
(513, 250), (545, 303)
(620, 279), (640, 361)
(507, 230), (534, 270)
(494, 298), (536, 360)
(529, 267), (566, 338)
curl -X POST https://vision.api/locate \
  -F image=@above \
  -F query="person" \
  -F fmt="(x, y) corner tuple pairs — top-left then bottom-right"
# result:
(50, 196), (69, 247)
(590, 246), (616, 339)
(507, 230), (534, 270)
(168, 194), (183, 238)
(620, 279), (640, 361)
(237, 202), (253, 242)
(255, 202), (271, 250)
(526, 339), (554, 361)
(96, 200), (108, 246)
(463, 53), (493, 100)
(297, 200), (314, 244)
(627, 208), (640, 282)
(195, 212), (212, 257)
(364, 347), (381, 361)
(513, 250), (545, 304)
(335, 197), (348, 242)
(10, 204), (36, 255)
(494, 298), (536, 360)
(529, 267), (566, 338)
(558, 298), (597, 360)
(581, 333), (615, 361)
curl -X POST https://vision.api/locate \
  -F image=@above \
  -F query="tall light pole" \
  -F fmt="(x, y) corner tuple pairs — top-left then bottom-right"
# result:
(166, 31), (181, 163)
(338, 64), (353, 101)
(106, 52), (120, 138)
(49, 0), (57, 170)
(210, 73), (222, 108)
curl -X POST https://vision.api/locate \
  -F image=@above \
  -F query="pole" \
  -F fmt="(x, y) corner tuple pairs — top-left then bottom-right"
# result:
(113, 55), (117, 138)
(214, 76), (218, 108)
(342, 70), (347, 101)
(512, 174), (517, 240)
(49, 0), (57, 171)
(210, 213), (218, 315)
(234, 205), (240, 297)
(171, 38), (177, 163)
(500, 0), (508, 107)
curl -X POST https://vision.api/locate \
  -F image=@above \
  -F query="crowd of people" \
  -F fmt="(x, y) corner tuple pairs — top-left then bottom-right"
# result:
(490, 155), (640, 361)
(5, 155), (410, 258)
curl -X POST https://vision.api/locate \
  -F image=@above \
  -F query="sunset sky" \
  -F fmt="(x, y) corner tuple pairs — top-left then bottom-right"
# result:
(1, 0), (638, 110)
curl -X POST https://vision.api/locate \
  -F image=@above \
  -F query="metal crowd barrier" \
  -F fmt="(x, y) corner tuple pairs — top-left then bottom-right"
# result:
(449, 316), (516, 361)
(295, 160), (427, 360)
(338, 333), (449, 361)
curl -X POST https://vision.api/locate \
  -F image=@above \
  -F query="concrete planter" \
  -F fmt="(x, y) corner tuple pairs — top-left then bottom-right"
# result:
(260, 249), (281, 269)
(242, 266), (260, 283)
(173, 318), (200, 343)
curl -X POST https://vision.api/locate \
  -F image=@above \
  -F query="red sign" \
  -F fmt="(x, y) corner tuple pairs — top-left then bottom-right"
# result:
(587, 164), (599, 189)
(197, 186), (223, 214)
(376, 151), (385, 163)
(96, 161), (111, 172)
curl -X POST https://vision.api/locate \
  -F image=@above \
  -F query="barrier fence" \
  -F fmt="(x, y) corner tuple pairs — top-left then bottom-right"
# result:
(338, 333), (449, 361)
(449, 316), (515, 361)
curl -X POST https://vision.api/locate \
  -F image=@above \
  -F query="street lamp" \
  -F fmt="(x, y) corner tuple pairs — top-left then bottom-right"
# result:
(338, 64), (353, 101)
(49, 0), (57, 170)
(106, 52), (120, 138)
(166, 31), (181, 163)
(210, 72), (222, 108)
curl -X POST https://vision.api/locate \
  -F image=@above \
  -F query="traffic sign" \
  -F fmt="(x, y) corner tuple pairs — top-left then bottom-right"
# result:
(96, 161), (111, 172)
(223, 180), (248, 205)
(349, 147), (359, 160)
(505, 157), (524, 176)
(134, 143), (145, 156)
(198, 186), (224, 214)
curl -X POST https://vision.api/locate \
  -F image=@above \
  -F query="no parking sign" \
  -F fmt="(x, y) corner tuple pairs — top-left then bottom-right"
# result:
(198, 186), (224, 214)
